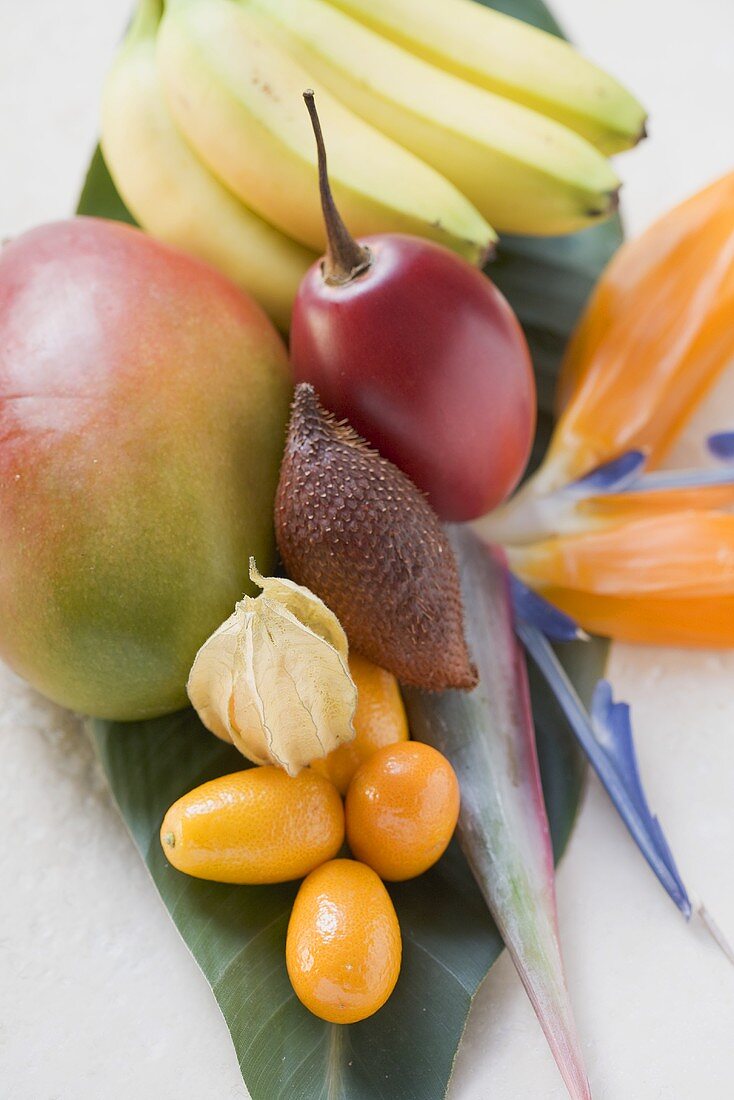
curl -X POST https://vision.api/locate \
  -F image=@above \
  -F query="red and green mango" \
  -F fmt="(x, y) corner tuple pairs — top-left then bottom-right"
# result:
(0, 218), (291, 719)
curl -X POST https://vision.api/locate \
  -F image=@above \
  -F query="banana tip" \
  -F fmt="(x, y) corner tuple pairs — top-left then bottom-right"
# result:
(480, 238), (498, 268)
(587, 187), (621, 220)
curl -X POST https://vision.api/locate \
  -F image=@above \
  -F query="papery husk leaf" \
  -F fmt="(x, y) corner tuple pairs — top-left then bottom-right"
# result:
(187, 562), (356, 774)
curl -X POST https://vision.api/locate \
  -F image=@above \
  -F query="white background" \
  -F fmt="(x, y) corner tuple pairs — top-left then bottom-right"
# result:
(1, 1), (734, 1097)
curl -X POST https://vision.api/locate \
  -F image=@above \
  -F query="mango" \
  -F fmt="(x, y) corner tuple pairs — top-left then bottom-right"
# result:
(0, 218), (291, 719)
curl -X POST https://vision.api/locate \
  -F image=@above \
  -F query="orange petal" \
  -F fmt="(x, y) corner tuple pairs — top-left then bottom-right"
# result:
(511, 511), (734, 597)
(540, 173), (734, 491)
(580, 482), (734, 523)
(509, 511), (734, 645)
(482, 474), (734, 546)
(520, 587), (734, 648)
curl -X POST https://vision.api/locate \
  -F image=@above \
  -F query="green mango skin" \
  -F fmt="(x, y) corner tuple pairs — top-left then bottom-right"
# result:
(0, 218), (292, 720)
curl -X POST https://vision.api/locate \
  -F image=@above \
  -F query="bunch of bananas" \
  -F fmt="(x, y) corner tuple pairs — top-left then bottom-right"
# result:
(102, 0), (645, 328)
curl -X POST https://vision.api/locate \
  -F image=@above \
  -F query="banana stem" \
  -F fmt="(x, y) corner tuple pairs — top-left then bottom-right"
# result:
(303, 90), (371, 287)
(128, 0), (163, 43)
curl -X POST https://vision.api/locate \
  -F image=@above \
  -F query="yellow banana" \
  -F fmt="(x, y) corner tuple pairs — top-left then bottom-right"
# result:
(250, 0), (619, 237)
(156, 0), (495, 263)
(101, 0), (314, 330)
(325, 0), (646, 156)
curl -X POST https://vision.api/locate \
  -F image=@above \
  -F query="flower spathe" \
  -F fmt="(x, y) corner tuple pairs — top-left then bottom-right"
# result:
(404, 530), (591, 1100)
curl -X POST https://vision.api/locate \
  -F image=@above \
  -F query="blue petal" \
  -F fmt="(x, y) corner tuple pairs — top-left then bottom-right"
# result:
(591, 681), (691, 911)
(567, 450), (647, 495)
(707, 431), (734, 463)
(510, 574), (587, 643)
(516, 623), (692, 919)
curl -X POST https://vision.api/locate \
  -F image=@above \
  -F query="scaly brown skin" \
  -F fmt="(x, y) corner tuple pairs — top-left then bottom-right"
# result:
(275, 384), (477, 692)
(0, 218), (291, 720)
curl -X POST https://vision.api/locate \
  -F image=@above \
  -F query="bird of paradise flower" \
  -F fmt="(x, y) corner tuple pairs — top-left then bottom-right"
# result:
(488, 172), (734, 648)
(410, 173), (734, 1100)
(484, 170), (734, 926)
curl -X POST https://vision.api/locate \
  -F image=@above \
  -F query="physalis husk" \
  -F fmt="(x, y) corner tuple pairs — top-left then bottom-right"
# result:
(187, 560), (357, 775)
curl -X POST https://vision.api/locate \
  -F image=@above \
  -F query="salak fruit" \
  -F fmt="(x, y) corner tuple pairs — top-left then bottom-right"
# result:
(274, 383), (477, 691)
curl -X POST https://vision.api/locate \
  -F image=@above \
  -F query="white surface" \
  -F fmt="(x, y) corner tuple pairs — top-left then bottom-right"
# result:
(1, 1), (734, 1098)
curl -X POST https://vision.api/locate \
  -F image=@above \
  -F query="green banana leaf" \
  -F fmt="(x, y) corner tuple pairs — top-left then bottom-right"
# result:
(79, 1), (622, 1096)
(490, 221), (623, 418)
(78, 145), (136, 225)
(481, 0), (563, 35)
(91, 674), (586, 1100)
(472, 0), (625, 420)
